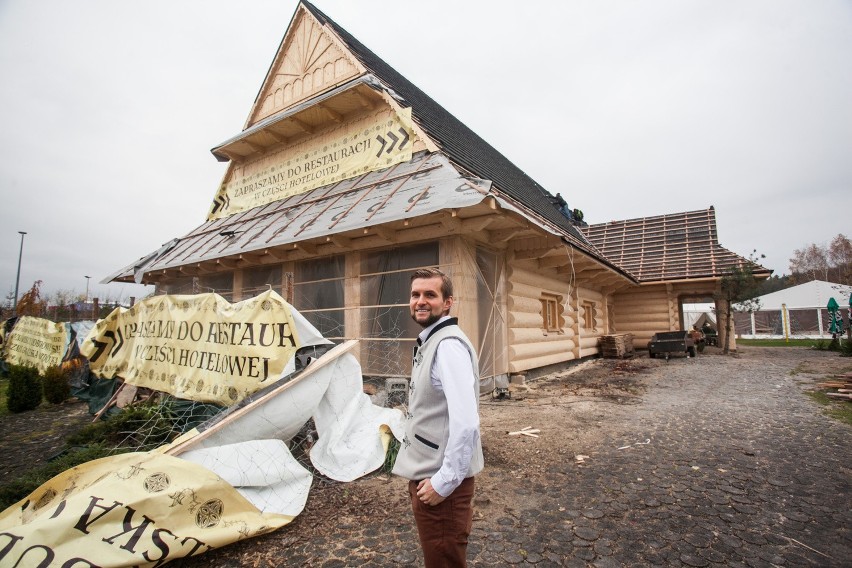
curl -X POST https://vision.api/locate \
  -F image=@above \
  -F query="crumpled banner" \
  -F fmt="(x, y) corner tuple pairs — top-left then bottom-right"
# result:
(0, 451), (292, 568)
(175, 348), (405, 512)
(0, 343), (405, 567)
(2, 316), (70, 373)
(80, 290), (330, 405)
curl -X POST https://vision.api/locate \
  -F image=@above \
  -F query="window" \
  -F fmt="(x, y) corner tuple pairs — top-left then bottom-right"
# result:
(293, 255), (345, 339)
(582, 300), (596, 331)
(243, 265), (283, 298)
(540, 293), (562, 333)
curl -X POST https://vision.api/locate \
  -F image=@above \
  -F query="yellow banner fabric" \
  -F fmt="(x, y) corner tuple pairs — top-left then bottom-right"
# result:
(207, 107), (416, 220)
(80, 291), (302, 405)
(0, 451), (292, 567)
(3, 316), (67, 373)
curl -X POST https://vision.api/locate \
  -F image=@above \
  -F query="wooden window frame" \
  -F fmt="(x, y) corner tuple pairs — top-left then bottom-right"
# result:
(540, 293), (563, 334)
(582, 300), (596, 332)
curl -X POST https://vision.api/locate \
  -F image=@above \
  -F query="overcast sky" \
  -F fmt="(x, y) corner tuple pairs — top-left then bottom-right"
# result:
(1, 0), (850, 304)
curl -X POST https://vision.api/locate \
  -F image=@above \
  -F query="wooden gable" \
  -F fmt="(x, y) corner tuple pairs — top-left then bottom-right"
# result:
(245, 4), (364, 128)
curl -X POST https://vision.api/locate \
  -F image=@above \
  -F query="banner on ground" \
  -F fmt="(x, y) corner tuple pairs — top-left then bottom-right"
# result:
(2, 316), (69, 373)
(207, 107), (416, 220)
(0, 451), (292, 568)
(0, 340), (405, 567)
(81, 290), (329, 405)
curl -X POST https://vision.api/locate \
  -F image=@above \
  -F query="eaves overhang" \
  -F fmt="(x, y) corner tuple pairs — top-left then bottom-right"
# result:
(211, 74), (392, 162)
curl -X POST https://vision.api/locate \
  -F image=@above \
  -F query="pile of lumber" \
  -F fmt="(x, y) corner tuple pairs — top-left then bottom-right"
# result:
(818, 373), (852, 401)
(600, 334), (634, 359)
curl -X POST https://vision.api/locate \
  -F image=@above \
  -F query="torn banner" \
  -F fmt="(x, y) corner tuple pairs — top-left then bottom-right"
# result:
(1, 341), (404, 567)
(2, 316), (70, 374)
(81, 290), (330, 406)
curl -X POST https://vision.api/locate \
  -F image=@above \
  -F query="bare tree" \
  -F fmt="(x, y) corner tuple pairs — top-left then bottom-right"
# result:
(828, 234), (852, 285)
(788, 235), (852, 284)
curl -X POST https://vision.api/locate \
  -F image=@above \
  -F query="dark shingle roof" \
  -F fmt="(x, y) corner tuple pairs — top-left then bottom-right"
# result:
(580, 206), (772, 283)
(301, 1), (588, 244)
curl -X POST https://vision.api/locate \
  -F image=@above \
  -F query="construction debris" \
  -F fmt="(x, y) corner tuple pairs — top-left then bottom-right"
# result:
(508, 426), (540, 438)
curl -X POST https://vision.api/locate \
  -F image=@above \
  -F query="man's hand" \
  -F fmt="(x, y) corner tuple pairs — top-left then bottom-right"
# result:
(416, 478), (446, 506)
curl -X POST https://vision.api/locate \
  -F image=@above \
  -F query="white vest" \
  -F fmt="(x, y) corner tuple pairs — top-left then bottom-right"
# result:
(392, 319), (484, 482)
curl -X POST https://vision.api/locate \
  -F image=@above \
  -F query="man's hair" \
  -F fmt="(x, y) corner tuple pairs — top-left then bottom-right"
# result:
(411, 268), (453, 299)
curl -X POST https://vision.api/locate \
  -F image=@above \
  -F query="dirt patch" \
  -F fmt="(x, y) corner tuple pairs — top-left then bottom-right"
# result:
(0, 399), (91, 484)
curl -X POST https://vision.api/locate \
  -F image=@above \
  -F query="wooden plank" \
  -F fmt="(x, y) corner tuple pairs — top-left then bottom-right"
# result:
(165, 340), (358, 457)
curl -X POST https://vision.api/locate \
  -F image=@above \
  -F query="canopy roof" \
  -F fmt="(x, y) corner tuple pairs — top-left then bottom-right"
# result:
(581, 207), (771, 283)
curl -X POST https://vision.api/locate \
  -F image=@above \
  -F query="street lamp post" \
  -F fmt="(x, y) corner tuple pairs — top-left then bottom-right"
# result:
(85, 275), (91, 303)
(13, 231), (27, 313)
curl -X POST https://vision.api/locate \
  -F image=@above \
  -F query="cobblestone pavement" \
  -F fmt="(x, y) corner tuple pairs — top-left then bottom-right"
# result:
(174, 348), (850, 567)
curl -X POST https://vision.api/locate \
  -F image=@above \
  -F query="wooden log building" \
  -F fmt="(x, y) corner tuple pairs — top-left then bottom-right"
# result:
(107, 1), (768, 390)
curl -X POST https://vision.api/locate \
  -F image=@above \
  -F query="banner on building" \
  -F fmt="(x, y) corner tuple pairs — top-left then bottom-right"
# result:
(0, 451), (292, 568)
(207, 107), (416, 220)
(81, 290), (329, 405)
(3, 316), (69, 373)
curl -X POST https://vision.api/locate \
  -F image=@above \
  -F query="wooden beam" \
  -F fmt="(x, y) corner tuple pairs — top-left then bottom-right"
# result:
(290, 117), (314, 134)
(318, 103), (343, 123)
(292, 241), (317, 255)
(264, 248), (289, 261)
(439, 213), (463, 232)
(461, 215), (496, 232)
(538, 255), (569, 269)
(489, 226), (528, 243)
(353, 90), (375, 110)
(216, 258), (239, 270)
(365, 225), (397, 243)
(243, 140), (264, 154)
(265, 130), (286, 144)
(326, 234), (352, 249)
(514, 248), (550, 261)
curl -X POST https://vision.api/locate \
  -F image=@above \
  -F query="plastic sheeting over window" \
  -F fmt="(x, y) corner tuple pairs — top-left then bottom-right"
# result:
(284, 239), (509, 389)
(294, 256), (345, 339)
(243, 265), (284, 299)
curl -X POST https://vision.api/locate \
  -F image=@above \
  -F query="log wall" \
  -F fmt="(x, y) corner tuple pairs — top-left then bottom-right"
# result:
(506, 260), (576, 373)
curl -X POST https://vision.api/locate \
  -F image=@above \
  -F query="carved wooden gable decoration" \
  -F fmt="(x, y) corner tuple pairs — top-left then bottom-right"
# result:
(247, 5), (364, 127)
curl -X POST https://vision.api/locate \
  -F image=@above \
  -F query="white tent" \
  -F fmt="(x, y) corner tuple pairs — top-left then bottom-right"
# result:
(748, 280), (852, 310)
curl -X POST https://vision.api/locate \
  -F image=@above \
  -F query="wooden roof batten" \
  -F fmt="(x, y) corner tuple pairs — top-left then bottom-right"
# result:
(581, 206), (771, 283)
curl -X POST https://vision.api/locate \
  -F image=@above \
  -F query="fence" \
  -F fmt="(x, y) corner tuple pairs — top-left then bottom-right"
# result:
(733, 306), (851, 339)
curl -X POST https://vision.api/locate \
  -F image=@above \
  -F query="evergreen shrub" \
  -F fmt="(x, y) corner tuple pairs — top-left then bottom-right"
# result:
(43, 365), (71, 404)
(7, 365), (42, 413)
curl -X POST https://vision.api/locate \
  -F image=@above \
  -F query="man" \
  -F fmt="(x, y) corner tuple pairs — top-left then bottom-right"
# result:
(392, 268), (484, 567)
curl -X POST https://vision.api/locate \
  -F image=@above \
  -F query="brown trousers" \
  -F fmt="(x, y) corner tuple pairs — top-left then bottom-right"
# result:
(408, 477), (475, 567)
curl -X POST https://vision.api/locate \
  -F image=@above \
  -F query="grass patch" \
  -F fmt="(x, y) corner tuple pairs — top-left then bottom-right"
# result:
(805, 391), (852, 427)
(0, 404), (184, 510)
(0, 378), (9, 418)
(738, 338), (825, 348)
(0, 446), (112, 510)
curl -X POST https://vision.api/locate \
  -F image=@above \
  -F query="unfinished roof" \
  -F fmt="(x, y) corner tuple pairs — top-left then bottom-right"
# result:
(581, 207), (772, 283)
(299, 1), (588, 245)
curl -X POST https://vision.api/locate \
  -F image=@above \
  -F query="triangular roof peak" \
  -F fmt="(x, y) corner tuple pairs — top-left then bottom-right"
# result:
(245, 2), (365, 128)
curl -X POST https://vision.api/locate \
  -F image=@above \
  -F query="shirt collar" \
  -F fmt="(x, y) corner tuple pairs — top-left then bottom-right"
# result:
(418, 315), (456, 344)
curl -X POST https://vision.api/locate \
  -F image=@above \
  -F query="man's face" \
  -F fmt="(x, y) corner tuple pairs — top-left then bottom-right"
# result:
(410, 276), (453, 328)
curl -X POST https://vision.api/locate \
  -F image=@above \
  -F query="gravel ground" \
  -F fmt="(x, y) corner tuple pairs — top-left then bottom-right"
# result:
(2, 346), (850, 567)
(169, 346), (852, 567)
